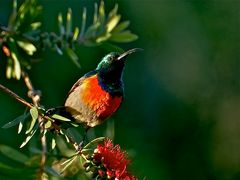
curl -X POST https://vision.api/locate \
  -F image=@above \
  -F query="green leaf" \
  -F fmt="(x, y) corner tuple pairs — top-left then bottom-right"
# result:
(70, 122), (79, 127)
(25, 116), (37, 134)
(8, 0), (17, 29)
(73, 27), (79, 41)
(80, 7), (87, 38)
(66, 8), (72, 37)
(98, 1), (105, 25)
(83, 137), (105, 149)
(96, 33), (111, 43)
(51, 137), (56, 150)
(84, 22), (100, 39)
(52, 114), (71, 122)
(6, 58), (13, 79)
(65, 47), (81, 68)
(0, 162), (36, 178)
(17, 41), (37, 55)
(111, 21), (130, 33)
(56, 135), (75, 157)
(60, 156), (78, 173)
(0, 145), (28, 163)
(30, 22), (41, 30)
(20, 124), (38, 148)
(30, 106), (38, 120)
(44, 120), (52, 129)
(2, 112), (29, 129)
(6, 65), (12, 79)
(54, 44), (63, 55)
(18, 121), (23, 134)
(108, 4), (118, 19)
(11, 52), (21, 80)
(106, 15), (121, 33)
(93, 3), (98, 24)
(13, 0), (17, 14)
(58, 13), (65, 35)
(80, 148), (92, 154)
(109, 31), (138, 43)
(26, 107), (38, 134)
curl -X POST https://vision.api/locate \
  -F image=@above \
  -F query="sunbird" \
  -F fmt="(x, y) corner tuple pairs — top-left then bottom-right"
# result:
(47, 48), (142, 131)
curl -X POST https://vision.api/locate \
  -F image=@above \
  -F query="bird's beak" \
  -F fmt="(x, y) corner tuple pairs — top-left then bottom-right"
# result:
(117, 48), (143, 61)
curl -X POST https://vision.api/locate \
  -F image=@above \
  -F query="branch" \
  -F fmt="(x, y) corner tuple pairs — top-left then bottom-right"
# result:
(0, 84), (33, 108)
(21, 71), (47, 178)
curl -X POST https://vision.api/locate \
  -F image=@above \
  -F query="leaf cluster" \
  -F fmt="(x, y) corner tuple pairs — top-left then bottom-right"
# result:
(0, 0), (138, 178)
(0, 0), (138, 79)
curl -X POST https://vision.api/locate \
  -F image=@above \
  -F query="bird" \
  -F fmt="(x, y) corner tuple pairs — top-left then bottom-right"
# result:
(47, 48), (142, 130)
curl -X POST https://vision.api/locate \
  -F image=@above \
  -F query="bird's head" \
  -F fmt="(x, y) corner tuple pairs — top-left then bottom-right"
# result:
(96, 48), (142, 83)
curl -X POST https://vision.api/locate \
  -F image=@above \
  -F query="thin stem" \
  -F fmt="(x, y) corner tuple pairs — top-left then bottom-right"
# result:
(22, 71), (46, 178)
(0, 83), (33, 108)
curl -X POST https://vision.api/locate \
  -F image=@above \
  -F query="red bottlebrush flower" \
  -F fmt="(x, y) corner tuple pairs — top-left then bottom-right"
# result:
(93, 139), (136, 180)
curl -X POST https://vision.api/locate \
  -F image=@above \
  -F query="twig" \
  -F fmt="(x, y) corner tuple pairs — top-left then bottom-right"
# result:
(0, 84), (33, 108)
(21, 71), (46, 178)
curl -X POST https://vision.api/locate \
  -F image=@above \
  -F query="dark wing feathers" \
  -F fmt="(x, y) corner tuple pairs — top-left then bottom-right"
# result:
(65, 70), (98, 99)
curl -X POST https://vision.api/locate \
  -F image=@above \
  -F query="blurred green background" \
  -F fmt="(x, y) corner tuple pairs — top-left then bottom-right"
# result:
(1, 0), (240, 179)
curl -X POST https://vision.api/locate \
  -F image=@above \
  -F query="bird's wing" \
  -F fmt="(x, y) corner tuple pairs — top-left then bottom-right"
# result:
(66, 77), (84, 97)
(65, 70), (97, 99)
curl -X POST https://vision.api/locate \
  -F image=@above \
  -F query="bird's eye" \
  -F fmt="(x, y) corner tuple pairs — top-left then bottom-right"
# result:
(109, 56), (114, 62)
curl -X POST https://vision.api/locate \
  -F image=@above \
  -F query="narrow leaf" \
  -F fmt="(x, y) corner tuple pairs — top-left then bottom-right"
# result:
(51, 138), (56, 150)
(0, 145), (28, 163)
(54, 44), (63, 55)
(30, 107), (38, 120)
(64, 135), (70, 143)
(2, 113), (29, 129)
(18, 121), (23, 134)
(83, 137), (105, 149)
(25, 117), (37, 134)
(20, 124), (38, 148)
(84, 22), (100, 39)
(106, 15), (121, 33)
(17, 41), (37, 55)
(58, 13), (65, 35)
(80, 7), (87, 38)
(108, 4), (118, 19)
(52, 114), (71, 122)
(109, 31), (138, 43)
(60, 156), (77, 173)
(8, 0), (17, 29)
(56, 135), (75, 156)
(44, 120), (52, 129)
(93, 3), (98, 24)
(65, 48), (81, 68)
(11, 52), (21, 80)
(98, 1), (105, 25)
(70, 122), (79, 127)
(13, 0), (17, 13)
(80, 148), (92, 154)
(30, 22), (41, 30)
(6, 65), (12, 79)
(66, 8), (72, 36)
(73, 27), (79, 41)
(111, 21), (130, 33)
(96, 33), (111, 43)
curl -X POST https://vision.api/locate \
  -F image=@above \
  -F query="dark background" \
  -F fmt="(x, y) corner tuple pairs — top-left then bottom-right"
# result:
(1, 0), (240, 179)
